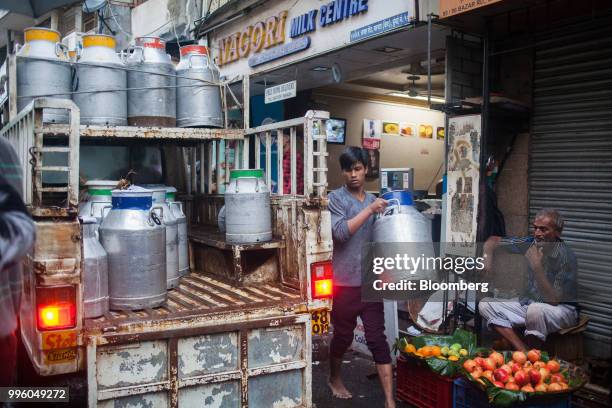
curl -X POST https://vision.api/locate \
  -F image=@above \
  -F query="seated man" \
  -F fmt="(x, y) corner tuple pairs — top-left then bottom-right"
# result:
(479, 208), (578, 351)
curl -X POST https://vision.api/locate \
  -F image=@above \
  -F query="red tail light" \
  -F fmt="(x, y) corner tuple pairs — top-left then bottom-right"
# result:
(311, 261), (333, 299)
(36, 286), (77, 331)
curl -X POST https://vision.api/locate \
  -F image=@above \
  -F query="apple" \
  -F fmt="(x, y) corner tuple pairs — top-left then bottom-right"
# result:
(533, 361), (545, 370)
(527, 349), (541, 363)
(512, 351), (527, 364)
(535, 383), (548, 392)
(550, 373), (565, 384)
(482, 357), (496, 371)
(500, 364), (512, 374)
(529, 369), (542, 385)
(493, 381), (505, 388)
(539, 367), (550, 382)
(463, 359), (477, 373)
(483, 370), (494, 382)
(474, 357), (485, 368)
(494, 368), (509, 383)
(521, 384), (535, 393)
(506, 375), (516, 383)
(511, 362), (522, 374)
(548, 382), (563, 392)
(489, 351), (505, 367)
(505, 382), (520, 391)
(547, 360), (561, 373)
(523, 361), (533, 369)
(514, 370), (529, 386)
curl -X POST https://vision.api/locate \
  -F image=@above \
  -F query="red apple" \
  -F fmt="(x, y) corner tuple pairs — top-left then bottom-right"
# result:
(474, 357), (485, 368)
(494, 368), (509, 383)
(500, 364), (512, 374)
(514, 370), (529, 386)
(493, 381), (505, 388)
(535, 383), (548, 392)
(529, 369), (542, 385)
(489, 351), (505, 367)
(521, 384), (535, 393)
(523, 361), (533, 369)
(505, 382), (520, 391)
(550, 373), (565, 384)
(527, 349), (541, 363)
(533, 361), (545, 370)
(547, 360), (561, 373)
(511, 362), (522, 374)
(471, 368), (483, 380)
(548, 383), (563, 392)
(463, 359), (477, 373)
(506, 375), (516, 383)
(512, 351), (527, 364)
(482, 357), (496, 371)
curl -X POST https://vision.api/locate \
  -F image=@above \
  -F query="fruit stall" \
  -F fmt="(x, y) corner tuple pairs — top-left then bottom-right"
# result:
(395, 330), (588, 408)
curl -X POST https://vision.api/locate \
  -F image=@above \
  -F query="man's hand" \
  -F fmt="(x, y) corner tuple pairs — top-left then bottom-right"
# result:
(526, 245), (544, 273)
(368, 198), (389, 215)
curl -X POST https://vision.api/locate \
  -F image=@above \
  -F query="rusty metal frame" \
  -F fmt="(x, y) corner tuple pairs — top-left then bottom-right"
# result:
(86, 313), (311, 408)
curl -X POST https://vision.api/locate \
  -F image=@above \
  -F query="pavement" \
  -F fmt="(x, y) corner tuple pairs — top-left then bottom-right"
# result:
(312, 350), (413, 408)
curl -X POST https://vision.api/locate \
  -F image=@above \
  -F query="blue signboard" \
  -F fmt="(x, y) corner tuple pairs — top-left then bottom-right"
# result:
(349, 12), (411, 42)
(248, 37), (311, 68)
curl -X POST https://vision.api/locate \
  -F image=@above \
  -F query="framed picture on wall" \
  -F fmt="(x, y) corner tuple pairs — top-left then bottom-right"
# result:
(326, 117), (347, 144)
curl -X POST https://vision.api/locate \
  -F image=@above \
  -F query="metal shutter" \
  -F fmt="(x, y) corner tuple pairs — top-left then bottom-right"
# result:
(530, 18), (612, 358)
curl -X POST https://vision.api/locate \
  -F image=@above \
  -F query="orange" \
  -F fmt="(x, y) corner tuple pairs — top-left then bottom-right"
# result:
(404, 344), (416, 354)
(431, 346), (442, 357)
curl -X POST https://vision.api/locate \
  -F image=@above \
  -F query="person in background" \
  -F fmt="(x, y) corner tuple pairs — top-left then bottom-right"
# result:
(327, 147), (395, 407)
(479, 208), (578, 351)
(0, 137), (36, 387)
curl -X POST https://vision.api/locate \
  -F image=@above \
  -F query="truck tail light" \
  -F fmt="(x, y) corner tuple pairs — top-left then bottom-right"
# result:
(311, 261), (333, 299)
(36, 286), (76, 331)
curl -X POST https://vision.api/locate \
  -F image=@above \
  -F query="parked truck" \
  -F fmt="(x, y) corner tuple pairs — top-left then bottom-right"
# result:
(1, 60), (333, 406)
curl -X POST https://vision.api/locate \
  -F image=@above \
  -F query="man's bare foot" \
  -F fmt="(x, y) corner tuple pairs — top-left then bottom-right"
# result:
(385, 399), (396, 408)
(327, 376), (352, 399)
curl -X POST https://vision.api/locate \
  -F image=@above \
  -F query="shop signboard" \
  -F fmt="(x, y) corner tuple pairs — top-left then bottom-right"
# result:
(439, 0), (503, 19)
(264, 80), (297, 104)
(210, 0), (417, 78)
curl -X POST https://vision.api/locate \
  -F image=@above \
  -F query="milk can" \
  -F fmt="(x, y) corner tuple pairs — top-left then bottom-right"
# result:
(78, 180), (118, 227)
(176, 45), (223, 128)
(166, 187), (189, 276)
(144, 186), (180, 289)
(17, 27), (72, 123)
(373, 191), (436, 285)
(98, 188), (167, 310)
(81, 216), (109, 318)
(126, 37), (176, 127)
(73, 34), (127, 125)
(224, 169), (272, 244)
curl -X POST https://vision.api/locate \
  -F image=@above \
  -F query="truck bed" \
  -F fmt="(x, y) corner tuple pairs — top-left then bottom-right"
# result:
(84, 272), (304, 334)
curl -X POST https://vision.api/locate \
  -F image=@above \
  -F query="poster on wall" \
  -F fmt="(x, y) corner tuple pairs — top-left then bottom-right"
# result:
(382, 121), (400, 136)
(399, 122), (416, 137)
(362, 138), (380, 150)
(437, 127), (445, 140)
(445, 115), (481, 257)
(363, 119), (382, 140)
(419, 124), (434, 139)
(366, 149), (380, 180)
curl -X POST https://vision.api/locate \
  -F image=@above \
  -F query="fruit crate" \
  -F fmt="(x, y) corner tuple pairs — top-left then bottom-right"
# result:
(453, 378), (572, 408)
(397, 356), (454, 408)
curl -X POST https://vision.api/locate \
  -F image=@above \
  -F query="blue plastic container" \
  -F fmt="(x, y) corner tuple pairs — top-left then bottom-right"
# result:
(453, 378), (572, 408)
(381, 190), (413, 206)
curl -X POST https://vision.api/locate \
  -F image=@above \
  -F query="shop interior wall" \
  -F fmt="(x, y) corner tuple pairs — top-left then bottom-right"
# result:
(312, 94), (445, 193)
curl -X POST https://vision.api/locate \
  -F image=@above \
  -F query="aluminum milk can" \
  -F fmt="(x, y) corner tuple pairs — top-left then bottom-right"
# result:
(145, 186), (180, 289)
(166, 187), (189, 276)
(99, 188), (167, 310)
(81, 216), (109, 318)
(16, 27), (72, 123)
(126, 37), (176, 127)
(78, 180), (118, 227)
(176, 45), (223, 128)
(224, 169), (272, 244)
(73, 34), (127, 125)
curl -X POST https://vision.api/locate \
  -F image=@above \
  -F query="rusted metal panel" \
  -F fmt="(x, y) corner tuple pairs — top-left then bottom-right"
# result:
(32, 220), (81, 278)
(178, 332), (238, 378)
(39, 124), (245, 141)
(247, 326), (303, 369)
(179, 382), (241, 407)
(248, 370), (303, 408)
(96, 341), (168, 391)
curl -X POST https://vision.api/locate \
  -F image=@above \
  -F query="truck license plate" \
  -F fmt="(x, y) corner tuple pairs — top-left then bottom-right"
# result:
(310, 309), (330, 335)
